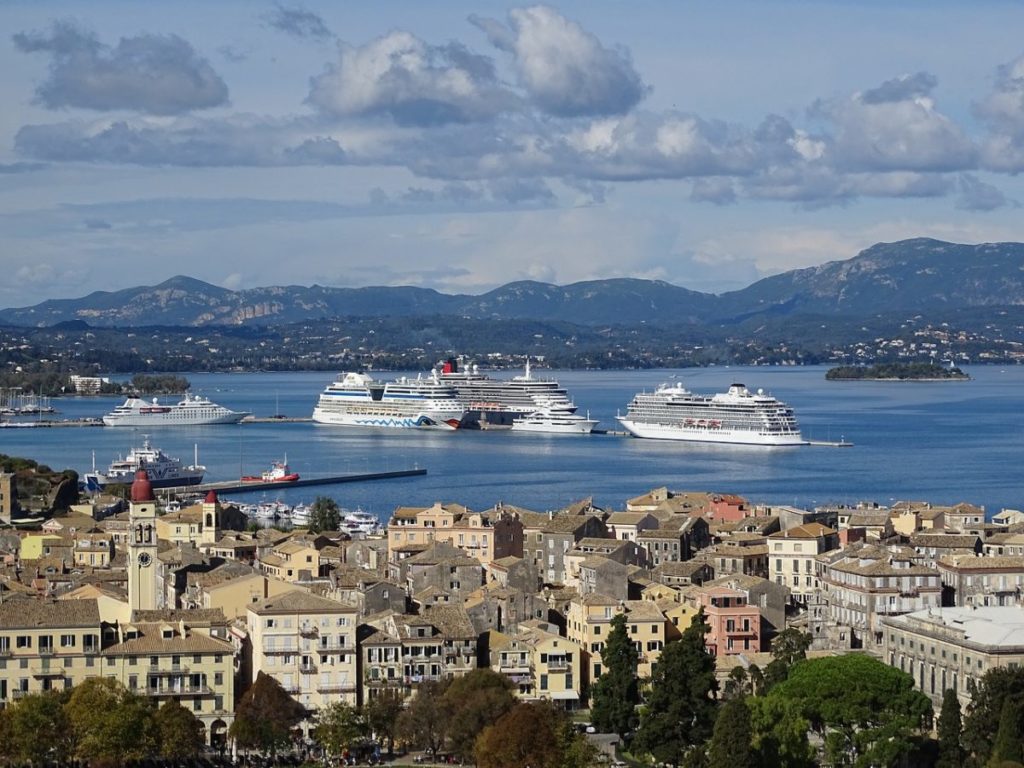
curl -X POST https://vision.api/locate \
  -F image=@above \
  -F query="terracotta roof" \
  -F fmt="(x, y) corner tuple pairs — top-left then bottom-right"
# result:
(102, 624), (233, 656)
(0, 597), (100, 628)
(250, 590), (356, 615)
(770, 523), (836, 539)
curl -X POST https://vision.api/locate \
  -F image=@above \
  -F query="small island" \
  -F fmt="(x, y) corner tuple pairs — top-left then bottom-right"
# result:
(826, 362), (970, 381)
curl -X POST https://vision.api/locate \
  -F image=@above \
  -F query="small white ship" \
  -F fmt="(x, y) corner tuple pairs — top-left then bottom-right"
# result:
(102, 393), (249, 426)
(511, 407), (598, 435)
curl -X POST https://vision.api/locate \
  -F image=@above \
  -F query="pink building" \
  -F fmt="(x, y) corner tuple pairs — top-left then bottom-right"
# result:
(697, 585), (762, 657)
(708, 494), (748, 523)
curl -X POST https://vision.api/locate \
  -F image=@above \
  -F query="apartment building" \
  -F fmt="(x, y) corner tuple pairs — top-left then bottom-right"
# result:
(881, 606), (1024, 707)
(937, 554), (1024, 607)
(768, 523), (840, 603)
(490, 620), (583, 708)
(566, 594), (666, 684)
(694, 585), (762, 657)
(247, 590), (359, 714)
(386, 502), (523, 566)
(816, 543), (941, 649)
(520, 512), (607, 585)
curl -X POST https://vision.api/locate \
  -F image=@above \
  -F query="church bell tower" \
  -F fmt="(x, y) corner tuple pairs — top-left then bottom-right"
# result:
(128, 469), (158, 612)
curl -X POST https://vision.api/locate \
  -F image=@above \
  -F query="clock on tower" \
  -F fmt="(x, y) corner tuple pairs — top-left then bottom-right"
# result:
(128, 469), (158, 612)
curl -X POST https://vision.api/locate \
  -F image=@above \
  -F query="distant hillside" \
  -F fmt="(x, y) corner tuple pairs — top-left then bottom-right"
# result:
(4, 239), (1024, 328)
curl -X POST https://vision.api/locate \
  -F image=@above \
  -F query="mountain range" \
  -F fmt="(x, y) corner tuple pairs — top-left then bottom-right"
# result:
(4, 238), (1024, 328)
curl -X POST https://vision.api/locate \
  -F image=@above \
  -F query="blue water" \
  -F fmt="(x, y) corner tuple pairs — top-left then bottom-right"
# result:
(2, 365), (1022, 518)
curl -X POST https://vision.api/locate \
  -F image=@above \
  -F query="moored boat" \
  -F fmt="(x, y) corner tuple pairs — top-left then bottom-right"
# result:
(241, 458), (299, 483)
(511, 407), (598, 435)
(102, 393), (249, 426)
(618, 382), (807, 446)
(84, 438), (205, 491)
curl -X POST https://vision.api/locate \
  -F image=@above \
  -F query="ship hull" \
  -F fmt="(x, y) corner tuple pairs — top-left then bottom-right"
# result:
(102, 412), (247, 426)
(84, 472), (205, 491)
(511, 419), (598, 435)
(312, 407), (463, 430)
(617, 418), (807, 446)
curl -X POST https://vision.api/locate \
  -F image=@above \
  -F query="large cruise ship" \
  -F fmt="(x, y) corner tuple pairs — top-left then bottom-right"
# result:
(102, 393), (250, 426)
(436, 358), (577, 428)
(312, 371), (465, 430)
(84, 438), (205, 491)
(618, 382), (807, 446)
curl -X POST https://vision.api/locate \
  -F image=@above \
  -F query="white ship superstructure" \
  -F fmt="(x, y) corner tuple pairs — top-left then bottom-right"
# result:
(84, 438), (205, 491)
(312, 371), (464, 430)
(102, 393), (249, 426)
(618, 382), (806, 446)
(511, 407), (598, 435)
(436, 358), (577, 427)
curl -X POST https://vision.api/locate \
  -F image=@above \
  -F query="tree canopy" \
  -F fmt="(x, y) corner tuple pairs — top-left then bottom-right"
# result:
(634, 608), (718, 765)
(936, 688), (964, 768)
(0, 689), (73, 764)
(397, 679), (449, 757)
(153, 699), (205, 759)
(308, 495), (342, 532)
(766, 654), (932, 767)
(963, 666), (1024, 766)
(315, 701), (367, 757)
(708, 697), (755, 768)
(364, 687), (405, 756)
(65, 678), (156, 767)
(475, 702), (597, 768)
(230, 671), (306, 755)
(590, 612), (640, 740)
(443, 668), (517, 761)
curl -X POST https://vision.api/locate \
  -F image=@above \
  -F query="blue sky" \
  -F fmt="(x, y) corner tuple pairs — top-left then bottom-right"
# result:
(4, 1), (1024, 307)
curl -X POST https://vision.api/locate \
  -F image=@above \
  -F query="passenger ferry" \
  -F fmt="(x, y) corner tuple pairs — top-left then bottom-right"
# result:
(312, 371), (465, 430)
(102, 393), (249, 426)
(84, 438), (205, 491)
(617, 382), (807, 446)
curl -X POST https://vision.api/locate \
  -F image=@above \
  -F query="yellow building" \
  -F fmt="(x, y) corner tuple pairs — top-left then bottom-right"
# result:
(247, 590), (359, 718)
(566, 594), (666, 685)
(18, 533), (66, 561)
(0, 598), (103, 703)
(491, 620), (583, 708)
(186, 571), (305, 620)
(387, 502), (522, 565)
(259, 539), (323, 582)
(101, 613), (235, 747)
(73, 533), (114, 568)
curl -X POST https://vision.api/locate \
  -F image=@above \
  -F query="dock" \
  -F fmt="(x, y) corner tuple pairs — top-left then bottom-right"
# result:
(157, 468), (427, 497)
(808, 439), (854, 448)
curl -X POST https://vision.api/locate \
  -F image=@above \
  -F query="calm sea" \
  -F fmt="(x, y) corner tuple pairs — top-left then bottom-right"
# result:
(3, 365), (1022, 519)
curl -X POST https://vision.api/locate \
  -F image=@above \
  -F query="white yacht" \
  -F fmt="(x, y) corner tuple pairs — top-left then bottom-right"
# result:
(102, 393), (249, 426)
(436, 358), (578, 428)
(618, 382), (807, 446)
(312, 371), (465, 430)
(340, 510), (381, 536)
(511, 407), (598, 435)
(84, 438), (205, 491)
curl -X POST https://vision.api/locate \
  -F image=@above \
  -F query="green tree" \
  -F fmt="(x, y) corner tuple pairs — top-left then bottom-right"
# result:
(308, 496), (342, 532)
(0, 690), (73, 764)
(723, 666), (752, 700)
(230, 672), (306, 755)
(153, 699), (205, 759)
(397, 679), (449, 757)
(634, 609), (718, 765)
(766, 654), (932, 768)
(762, 628), (812, 690)
(364, 687), (405, 756)
(748, 695), (815, 768)
(963, 666), (1024, 766)
(708, 697), (755, 768)
(315, 701), (367, 757)
(990, 696), (1024, 767)
(443, 668), (517, 761)
(65, 678), (156, 767)
(937, 689), (964, 768)
(590, 612), (640, 740)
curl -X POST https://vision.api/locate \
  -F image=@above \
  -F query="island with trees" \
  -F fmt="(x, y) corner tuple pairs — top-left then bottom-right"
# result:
(826, 362), (970, 381)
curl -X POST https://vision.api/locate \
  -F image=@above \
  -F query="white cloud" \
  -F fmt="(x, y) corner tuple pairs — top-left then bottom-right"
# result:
(471, 5), (647, 117)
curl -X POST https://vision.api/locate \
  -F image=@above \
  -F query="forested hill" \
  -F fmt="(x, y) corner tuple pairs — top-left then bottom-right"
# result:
(3, 238), (1024, 328)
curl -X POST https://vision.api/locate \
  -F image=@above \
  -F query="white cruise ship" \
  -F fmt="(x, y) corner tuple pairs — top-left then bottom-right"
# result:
(102, 394), (250, 426)
(618, 382), (807, 446)
(312, 371), (465, 430)
(436, 358), (577, 428)
(84, 438), (205, 491)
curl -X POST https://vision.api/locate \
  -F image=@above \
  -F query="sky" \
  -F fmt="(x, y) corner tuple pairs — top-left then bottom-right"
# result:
(4, 1), (1024, 308)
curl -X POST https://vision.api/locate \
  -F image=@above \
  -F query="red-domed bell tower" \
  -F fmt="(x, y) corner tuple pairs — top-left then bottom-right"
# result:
(128, 469), (158, 612)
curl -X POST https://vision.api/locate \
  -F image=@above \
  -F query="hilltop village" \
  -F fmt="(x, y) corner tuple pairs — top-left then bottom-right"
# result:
(2, 470), (1024, 765)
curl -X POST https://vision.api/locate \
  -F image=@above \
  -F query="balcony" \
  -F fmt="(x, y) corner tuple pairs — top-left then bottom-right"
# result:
(83, 646), (99, 656)
(38, 647), (55, 657)
(0, 649), (11, 658)
(499, 663), (531, 674)
(31, 666), (65, 678)
(262, 646), (299, 655)
(546, 660), (571, 671)
(300, 663), (318, 675)
(149, 665), (190, 675)
(316, 682), (357, 693)
(147, 685), (212, 697)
